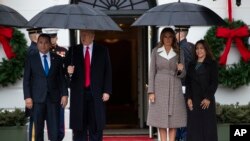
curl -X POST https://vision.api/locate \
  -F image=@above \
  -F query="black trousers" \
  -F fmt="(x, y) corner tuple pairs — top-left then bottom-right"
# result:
(73, 89), (103, 141)
(29, 106), (65, 141)
(32, 98), (60, 141)
(58, 107), (65, 141)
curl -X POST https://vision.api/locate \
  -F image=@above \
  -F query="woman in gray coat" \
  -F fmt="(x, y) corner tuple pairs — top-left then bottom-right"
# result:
(147, 28), (187, 141)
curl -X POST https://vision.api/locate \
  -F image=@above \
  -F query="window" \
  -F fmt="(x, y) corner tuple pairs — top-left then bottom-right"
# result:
(78, 0), (152, 10)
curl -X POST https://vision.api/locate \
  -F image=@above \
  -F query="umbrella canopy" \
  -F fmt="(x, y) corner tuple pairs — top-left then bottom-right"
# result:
(26, 4), (122, 31)
(132, 1), (226, 26)
(0, 4), (28, 27)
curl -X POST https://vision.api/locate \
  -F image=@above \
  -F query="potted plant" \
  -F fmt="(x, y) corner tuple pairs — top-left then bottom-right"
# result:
(216, 102), (250, 141)
(0, 108), (28, 141)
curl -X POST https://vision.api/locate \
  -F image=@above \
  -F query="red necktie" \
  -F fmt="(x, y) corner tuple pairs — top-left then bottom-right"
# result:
(84, 47), (91, 87)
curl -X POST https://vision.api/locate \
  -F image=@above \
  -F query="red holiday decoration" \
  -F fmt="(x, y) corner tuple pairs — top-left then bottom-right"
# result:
(0, 26), (16, 59)
(216, 0), (250, 65)
(216, 26), (250, 65)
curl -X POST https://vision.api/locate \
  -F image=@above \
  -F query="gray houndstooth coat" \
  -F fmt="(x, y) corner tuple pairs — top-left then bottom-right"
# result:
(147, 46), (187, 128)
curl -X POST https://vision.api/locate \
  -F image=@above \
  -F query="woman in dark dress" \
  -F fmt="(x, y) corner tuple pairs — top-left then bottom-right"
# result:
(186, 39), (218, 141)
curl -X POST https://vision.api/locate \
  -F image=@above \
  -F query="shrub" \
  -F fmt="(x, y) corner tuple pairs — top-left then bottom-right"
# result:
(0, 108), (27, 126)
(216, 102), (250, 123)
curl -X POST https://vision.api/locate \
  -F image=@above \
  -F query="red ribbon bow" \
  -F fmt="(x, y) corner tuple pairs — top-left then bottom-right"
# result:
(216, 26), (250, 65)
(0, 26), (16, 59)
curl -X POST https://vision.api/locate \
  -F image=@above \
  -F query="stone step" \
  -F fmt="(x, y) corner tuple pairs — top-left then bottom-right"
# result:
(104, 128), (149, 135)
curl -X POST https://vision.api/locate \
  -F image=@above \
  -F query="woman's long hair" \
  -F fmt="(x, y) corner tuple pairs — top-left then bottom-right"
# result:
(156, 27), (179, 54)
(194, 39), (215, 60)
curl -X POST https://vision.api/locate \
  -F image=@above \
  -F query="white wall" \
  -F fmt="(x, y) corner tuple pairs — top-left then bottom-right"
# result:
(157, 0), (250, 105)
(0, 80), (24, 108)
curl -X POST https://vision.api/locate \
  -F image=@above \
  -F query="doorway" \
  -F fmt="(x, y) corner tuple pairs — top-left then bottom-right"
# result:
(95, 18), (148, 128)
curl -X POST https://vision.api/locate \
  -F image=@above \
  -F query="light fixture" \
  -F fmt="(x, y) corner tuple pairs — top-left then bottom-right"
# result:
(104, 39), (119, 43)
(236, 0), (241, 7)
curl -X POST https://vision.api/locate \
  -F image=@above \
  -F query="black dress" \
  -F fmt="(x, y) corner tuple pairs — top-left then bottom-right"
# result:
(186, 58), (218, 141)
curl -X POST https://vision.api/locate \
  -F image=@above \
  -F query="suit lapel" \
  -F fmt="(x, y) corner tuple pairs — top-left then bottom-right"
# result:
(76, 45), (84, 68)
(35, 53), (47, 76)
(48, 53), (56, 76)
(91, 43), (98, 70)
(74, 45), (84, 73)
(157, 47), (176, 60)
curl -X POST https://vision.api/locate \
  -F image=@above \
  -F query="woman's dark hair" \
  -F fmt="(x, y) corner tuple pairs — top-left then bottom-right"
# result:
(157, 27), (179, 54)
(194, 39), (215, 60)
(38, 33), (52, 44)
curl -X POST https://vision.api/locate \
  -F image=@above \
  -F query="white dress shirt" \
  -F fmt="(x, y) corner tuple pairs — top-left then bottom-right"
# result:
(83, 43), (93, 64)
(39, 52), (51, 69)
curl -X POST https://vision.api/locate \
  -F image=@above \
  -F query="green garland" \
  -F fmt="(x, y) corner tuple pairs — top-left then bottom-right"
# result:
(204, 19), (250, 89)
(0, 28), (27, 86)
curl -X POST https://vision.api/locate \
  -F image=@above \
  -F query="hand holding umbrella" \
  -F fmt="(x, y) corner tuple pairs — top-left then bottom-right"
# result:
(177, 63), (184, 75)
(132, 0), (225, 75)
(26, 3), (122, 74)
(26, 4), (121, 31)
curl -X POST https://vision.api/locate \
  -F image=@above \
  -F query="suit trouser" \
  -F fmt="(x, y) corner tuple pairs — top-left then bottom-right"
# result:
(73, 89), (103, 141)
(28, 111), (64, 141)
(28, 116), (33, 141)
(25, 108), (34, 141)
(32, 98), (60, 141)
(29, 107), (65, 141)
(176, 88), (187, 141)
(58, 107), (65, 141)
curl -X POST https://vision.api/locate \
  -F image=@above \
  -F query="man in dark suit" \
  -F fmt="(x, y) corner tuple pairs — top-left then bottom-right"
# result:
(66, 29), (112, 141)
(43, 28), (68, 141)
(26, 27), (42, 141)
(175, 26), (194, 141)
(23, 34), (68, 141)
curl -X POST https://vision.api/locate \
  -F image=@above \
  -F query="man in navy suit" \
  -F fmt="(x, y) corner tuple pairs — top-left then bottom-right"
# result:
(25, 27), (42, 141)
(43, 28), (68, 141)
(23, 34), (68, 141)
(66, 30), (112, 141)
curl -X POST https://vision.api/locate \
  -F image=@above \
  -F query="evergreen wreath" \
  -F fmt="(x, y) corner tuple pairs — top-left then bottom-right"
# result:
(0, 28), (27, 86)
(204, 19), (250, 89)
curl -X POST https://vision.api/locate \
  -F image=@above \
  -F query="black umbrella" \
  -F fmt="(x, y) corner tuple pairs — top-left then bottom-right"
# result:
(132, 1), (226, 26)
(132, 1), (226, 74)
(26, 4), (121, 31)
(0, 4), (28, 27)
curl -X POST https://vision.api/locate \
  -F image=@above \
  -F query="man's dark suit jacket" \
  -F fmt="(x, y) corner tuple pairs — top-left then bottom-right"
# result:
(23, 52), (68, 103)
(65, 43), (112, 130)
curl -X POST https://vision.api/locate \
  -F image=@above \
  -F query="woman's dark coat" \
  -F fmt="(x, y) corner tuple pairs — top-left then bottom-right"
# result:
(186, 57), (218, 141)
